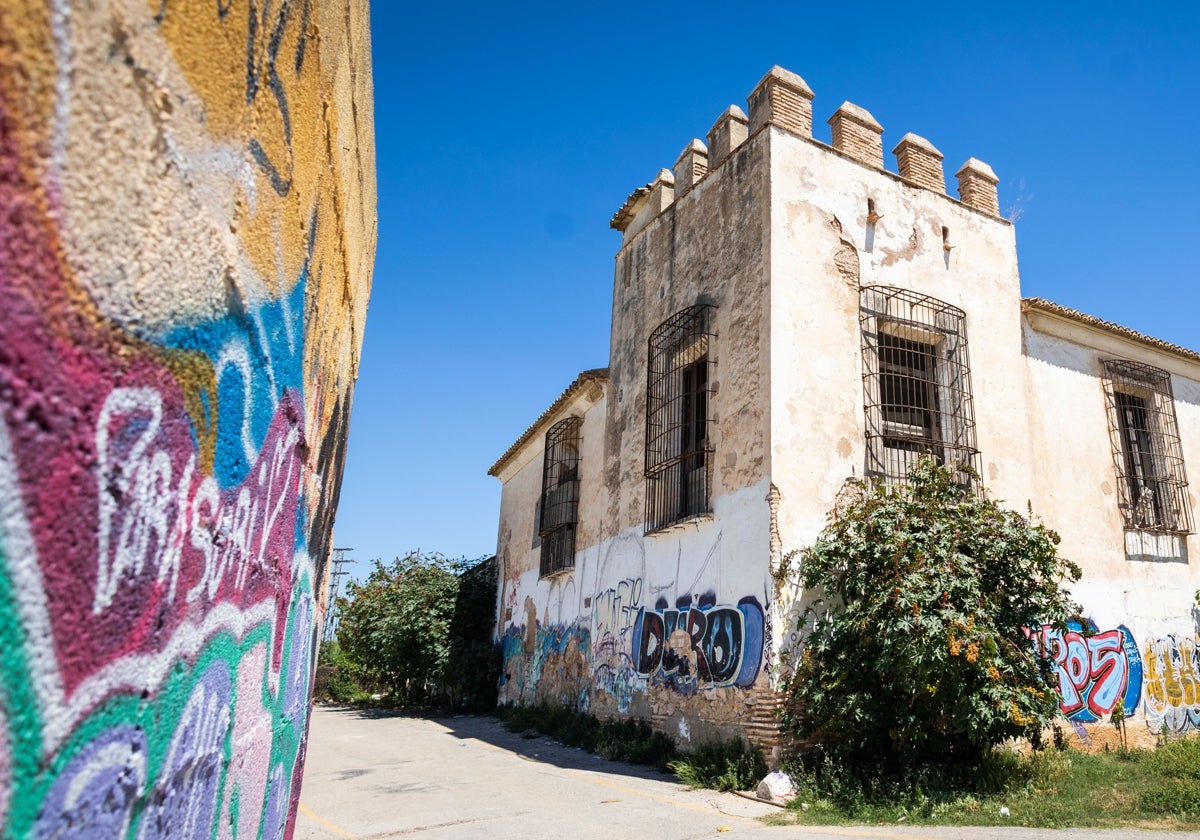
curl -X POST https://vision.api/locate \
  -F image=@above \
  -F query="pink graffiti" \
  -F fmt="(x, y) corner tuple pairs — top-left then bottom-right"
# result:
(94, 384), (301, 616)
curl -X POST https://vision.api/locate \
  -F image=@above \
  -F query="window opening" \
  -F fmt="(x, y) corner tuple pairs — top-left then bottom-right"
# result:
(539, 416), (582, 576)
(1102, 359), (1192, 534)
(860, 286), (979, 485)
(646, 304), (716, 532)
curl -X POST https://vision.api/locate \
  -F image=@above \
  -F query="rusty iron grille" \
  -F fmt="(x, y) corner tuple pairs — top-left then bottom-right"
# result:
(645, 304), (716, 532)
(860, 286), (980, 486)
(539, 415), (582, 576)
(1101, 359), (1193, 534)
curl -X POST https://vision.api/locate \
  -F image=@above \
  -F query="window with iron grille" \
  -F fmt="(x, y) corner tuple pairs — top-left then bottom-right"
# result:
(645, 304), (716, 532)
(860, 286), (980, 485)
(1101, 359), (1193, 534)
(539, 416), (582, 576)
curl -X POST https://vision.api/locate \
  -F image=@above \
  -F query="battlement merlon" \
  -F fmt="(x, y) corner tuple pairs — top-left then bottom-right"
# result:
(609, 66), (1006, 243)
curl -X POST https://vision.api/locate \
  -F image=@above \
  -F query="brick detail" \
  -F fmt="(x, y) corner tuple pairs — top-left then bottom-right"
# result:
(706, 105), (749, 168)
(748, 66), (815, 137)
(955, 157), (1001, 216)
(741, 687), (786, 751)
(893, 132), (945, 192)
(673, 139), (709, 197)
(828, 101), (884, 168)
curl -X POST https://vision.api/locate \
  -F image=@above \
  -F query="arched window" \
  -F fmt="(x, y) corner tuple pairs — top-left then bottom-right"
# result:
(539, 416), (582, 576)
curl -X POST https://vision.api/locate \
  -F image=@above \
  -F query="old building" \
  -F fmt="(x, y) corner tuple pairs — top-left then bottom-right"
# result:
(489, 66), (1200, 749)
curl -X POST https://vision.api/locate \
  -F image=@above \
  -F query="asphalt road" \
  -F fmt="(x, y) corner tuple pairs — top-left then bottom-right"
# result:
(295, 705), (1195, 840)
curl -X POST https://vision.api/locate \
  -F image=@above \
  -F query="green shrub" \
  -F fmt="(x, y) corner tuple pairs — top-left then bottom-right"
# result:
(1139, 779), (1200, 816)
(781, 459), (1080, 773)
(1145, 735), (1200, 780)
(669, 739), (768, 792)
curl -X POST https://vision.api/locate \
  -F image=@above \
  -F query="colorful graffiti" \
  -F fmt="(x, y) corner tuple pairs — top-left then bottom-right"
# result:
(0, 0), (372, 837)
(1028, 621), (1143, 723)
(1143, 634), (1200, 736)
(632, 598), (765, 690)
(500, 619), (592, 709)
(590, 578), (645, 712)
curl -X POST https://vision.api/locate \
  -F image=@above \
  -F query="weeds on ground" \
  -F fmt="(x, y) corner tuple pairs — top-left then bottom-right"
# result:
(495, 704), (677, 772)
(764, 737), (1200, 830)
(669, 738), (768, 792)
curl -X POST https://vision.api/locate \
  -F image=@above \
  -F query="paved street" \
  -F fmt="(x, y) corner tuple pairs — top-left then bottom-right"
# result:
(296, 705), (1195, 840)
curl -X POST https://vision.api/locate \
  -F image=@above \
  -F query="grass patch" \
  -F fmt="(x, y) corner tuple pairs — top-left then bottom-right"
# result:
(764, 740), (1200, 830)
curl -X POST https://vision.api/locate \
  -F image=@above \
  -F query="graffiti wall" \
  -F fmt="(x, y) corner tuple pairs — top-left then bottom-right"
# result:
(1144, 634), (1200, 736)
(1029, 619), (1200, 742)
(500, 570), (767, 724)
(0, 1), (375, 837)
(1028, 620), (1143, 724)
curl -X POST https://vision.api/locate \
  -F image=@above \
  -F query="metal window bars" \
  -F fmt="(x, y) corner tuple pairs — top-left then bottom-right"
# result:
(1101, 359), (1193, 534)
(860, 286), (981, 486)
(539, 416), (582, 576)
(645, 304), (716, 533)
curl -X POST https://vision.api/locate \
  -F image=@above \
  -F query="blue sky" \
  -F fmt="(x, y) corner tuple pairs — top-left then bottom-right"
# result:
(331, 1), (1200, 581)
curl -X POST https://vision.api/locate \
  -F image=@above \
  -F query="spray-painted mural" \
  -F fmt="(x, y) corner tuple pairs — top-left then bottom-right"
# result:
(500, 573), (766, 714)
(1027, 621), (1143, 723)
(631, 599), (764, 691)
(1143, 634), (1200, 736)
(0, 1), (374, 836)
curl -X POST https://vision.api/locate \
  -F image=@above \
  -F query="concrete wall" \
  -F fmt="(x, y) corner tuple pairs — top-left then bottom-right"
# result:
(0, 0), (375, 836)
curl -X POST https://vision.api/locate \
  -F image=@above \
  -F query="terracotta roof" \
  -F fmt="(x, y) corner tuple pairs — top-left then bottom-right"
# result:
(1022, 298), (1200, 365)
(610, 182), (653, 231)
(488, 368), (609, 477)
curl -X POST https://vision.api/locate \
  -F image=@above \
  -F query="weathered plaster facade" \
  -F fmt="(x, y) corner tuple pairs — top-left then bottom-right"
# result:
(491, 66), (1200, 750)
(0, 1), (375, 836)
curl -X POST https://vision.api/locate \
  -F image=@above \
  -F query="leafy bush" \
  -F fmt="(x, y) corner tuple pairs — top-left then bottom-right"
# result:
(313, 640), (370, 702)
(443, 557), (503, 711)
(596, 719), (676, 769)
(669, 739), (768, 791)
(781, 459), (1081, 772)
(337, 553), (497, 709)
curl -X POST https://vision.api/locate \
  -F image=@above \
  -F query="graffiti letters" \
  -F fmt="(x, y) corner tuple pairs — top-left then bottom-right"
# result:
(1143, 634), (1200, 736)
(1028, 621), (1142, 722)
(632, 600), (764, 689)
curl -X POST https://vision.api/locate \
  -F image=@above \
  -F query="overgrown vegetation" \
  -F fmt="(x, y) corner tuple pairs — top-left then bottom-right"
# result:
(497, 703), (677, 771)
(496, 703), (769, 790)
(668, 738), (768, 792)
(781, 459), (1081, 773)
(767, 738), (1200, 829)
(325, 552), (500, 711)
(313, 640), (372, 703)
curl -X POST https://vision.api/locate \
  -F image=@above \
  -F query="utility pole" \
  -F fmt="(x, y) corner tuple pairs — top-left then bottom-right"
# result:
(323, 547), (354, 642)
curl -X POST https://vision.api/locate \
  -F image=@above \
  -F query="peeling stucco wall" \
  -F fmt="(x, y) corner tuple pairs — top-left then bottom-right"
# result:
(494, 128), (778, 747)
(0, 0), (375, 835)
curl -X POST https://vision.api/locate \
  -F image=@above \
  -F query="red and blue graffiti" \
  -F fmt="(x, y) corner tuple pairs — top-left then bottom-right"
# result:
(1028, 620), (1143, 722)
(631, 597), (764, 689)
